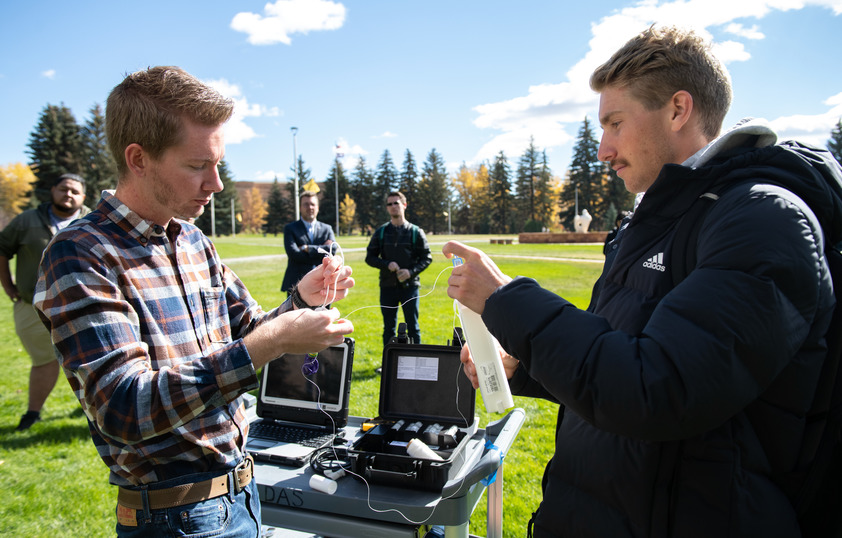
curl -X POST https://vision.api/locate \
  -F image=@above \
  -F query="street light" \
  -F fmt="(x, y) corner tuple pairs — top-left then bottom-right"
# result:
(334, 143), (343, 235)
(291, 126), (299, 221)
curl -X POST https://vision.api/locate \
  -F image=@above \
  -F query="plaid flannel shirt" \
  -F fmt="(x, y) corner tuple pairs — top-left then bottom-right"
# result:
(34, 191), (290, 487)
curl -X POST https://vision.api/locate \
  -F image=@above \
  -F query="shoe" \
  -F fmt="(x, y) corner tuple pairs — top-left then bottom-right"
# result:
(15, 411), (41, 431)
(375, 367), (382, 375)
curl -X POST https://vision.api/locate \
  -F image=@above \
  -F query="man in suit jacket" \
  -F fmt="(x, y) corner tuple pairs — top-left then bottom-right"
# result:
(282, 191), (335, 294)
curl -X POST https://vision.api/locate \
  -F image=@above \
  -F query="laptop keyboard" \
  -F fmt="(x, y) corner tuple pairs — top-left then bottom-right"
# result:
(250, 421), (334, 448)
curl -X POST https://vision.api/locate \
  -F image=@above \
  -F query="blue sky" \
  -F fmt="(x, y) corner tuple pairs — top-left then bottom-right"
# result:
(2, 0), (841, 185)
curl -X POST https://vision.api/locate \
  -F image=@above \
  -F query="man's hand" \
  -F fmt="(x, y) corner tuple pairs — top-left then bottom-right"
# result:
(298, 254), (354, 306)
(0, 257), (20, 302)
(246, 307), (354, 370)
(459, 342), (519, 389)
(388, 261), (399, 272)
(442, 241), (512, 315)
(396, 268), (410, 282)
(3, 283), (20, 302)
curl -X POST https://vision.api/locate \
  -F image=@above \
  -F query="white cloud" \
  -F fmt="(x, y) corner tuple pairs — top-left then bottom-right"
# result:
(724, 23), (765, 40)
(469, 0), (837, 167)
(333, 137), (367, 171)
(374, 131), (398, 139)
(42, 69), (56, 79)
(768, 91), (842, 146)
(205, 78), (282, 145)
(231, 0), (346, 46)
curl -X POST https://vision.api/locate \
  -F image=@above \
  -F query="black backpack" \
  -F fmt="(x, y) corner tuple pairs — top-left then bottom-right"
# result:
(670, 141), (842, 537)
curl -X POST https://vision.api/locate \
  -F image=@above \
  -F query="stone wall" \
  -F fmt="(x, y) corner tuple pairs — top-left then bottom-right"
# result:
(519, 231), (608, 244)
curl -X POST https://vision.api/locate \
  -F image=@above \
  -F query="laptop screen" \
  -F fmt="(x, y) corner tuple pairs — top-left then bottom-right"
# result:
(259, 340), (353, 414)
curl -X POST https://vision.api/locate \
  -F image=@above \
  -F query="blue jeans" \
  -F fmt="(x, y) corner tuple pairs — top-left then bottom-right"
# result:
(115, 469), (261, 538)
(380, 285), (421, 345)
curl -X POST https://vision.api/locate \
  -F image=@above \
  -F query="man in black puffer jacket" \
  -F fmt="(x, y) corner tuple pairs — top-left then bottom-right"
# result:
(445, 26), (842, 538)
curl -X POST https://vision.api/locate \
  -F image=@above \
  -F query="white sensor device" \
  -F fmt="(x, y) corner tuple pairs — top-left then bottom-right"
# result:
(451, 257), (514, 414)
(406, 438), (444, 461)
(309, 474), (338, 495)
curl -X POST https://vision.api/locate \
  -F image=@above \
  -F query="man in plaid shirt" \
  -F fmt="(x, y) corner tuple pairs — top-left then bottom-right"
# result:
(34, 66), (355, 537)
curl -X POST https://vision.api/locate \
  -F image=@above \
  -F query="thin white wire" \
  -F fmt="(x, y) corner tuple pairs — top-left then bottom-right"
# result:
(341, 264), (455, 320)
(298, 252), (473, 525)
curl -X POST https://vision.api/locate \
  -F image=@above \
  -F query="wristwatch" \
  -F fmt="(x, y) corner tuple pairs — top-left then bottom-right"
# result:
(290, 286), (329, 310)
(290, 286), (312, 309)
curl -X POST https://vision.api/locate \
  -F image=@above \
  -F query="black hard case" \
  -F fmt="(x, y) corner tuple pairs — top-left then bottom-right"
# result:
(349, 332), (477, 491)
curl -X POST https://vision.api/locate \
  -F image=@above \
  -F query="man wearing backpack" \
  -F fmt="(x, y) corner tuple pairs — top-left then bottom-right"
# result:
(445, 26), (842, 538)
(366, 191), (432, 346)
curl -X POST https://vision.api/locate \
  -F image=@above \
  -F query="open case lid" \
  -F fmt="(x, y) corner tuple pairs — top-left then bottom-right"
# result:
(378, 336), (476, 428)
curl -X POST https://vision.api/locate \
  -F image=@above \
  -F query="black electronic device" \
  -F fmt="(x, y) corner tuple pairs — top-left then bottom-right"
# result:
(247, 337), (355, 467)
(348, 329), (477, 491)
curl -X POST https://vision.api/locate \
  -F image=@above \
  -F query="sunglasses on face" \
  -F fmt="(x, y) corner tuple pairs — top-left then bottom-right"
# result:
(386, 201), (401, 206)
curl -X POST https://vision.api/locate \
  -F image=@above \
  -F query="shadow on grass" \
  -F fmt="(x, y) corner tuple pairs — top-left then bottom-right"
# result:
(352, 369), (382, 382)
(0, 407), (91, 450)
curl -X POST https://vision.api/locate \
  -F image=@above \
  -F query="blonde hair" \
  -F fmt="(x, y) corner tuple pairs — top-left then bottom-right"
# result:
(590, 26), (732, 139)
(106, 66), (234, 178)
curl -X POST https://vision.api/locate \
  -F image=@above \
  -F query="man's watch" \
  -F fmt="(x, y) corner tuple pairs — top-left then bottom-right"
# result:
(290, 286), (312, 309)
(290, 286), (329, 310)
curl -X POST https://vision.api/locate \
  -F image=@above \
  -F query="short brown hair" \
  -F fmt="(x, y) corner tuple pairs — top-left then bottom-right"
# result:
(106, 66), (234, 178)
(386, 191), (406, 204)
(590, 26), (731, 139)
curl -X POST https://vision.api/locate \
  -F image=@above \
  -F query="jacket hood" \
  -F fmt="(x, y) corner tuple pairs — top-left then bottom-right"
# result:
(642, 118), (842, 248)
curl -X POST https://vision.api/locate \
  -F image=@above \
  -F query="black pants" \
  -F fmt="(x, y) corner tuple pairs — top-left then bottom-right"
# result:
(380, 285), (420, 345)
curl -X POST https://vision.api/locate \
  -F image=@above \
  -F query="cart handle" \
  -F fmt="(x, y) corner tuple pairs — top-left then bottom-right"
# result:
(440, 408), (525, 498)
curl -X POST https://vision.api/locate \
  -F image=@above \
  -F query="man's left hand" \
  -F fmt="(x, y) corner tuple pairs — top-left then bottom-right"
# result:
(298, 254), (354, 306)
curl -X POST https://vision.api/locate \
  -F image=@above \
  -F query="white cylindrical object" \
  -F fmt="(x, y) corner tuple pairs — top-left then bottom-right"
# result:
(456, 300), (514, 413)
(309, 474), (337, 495)
(406, 438), (444, 461)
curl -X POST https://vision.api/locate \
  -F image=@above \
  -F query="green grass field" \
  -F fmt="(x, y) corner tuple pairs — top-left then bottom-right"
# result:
(0, 234), (605, 537)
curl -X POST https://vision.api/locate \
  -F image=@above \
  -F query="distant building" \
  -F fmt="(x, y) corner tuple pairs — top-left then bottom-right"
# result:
(234, 181), (275, 203)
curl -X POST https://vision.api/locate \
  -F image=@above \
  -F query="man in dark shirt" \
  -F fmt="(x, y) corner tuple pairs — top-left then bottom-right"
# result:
(365, 191), (432, 346)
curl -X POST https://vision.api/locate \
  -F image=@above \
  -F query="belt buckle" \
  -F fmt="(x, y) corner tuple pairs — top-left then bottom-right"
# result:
(232, 455), (253, 494)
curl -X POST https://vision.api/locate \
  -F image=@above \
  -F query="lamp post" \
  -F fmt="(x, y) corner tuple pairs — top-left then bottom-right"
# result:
(291, 126), (299, 221)
(334, 144), (343, 235)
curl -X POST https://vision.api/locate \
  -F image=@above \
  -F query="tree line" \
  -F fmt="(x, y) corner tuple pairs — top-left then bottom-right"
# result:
(5, 103), (842, 236)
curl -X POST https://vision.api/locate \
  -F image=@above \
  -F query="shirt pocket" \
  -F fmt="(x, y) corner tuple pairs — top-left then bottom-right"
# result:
(200, 287), (232, 345)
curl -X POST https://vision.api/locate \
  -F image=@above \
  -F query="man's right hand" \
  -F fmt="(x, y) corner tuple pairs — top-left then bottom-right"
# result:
(442, 241), (512, 315)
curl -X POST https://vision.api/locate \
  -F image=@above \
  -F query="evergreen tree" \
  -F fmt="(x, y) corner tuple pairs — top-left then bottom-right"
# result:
(349, 157), (376, 234)
(514, 137), (542, 228)
(320, 159), (350, 234)
(489, 151), (513, 233)
(26, 103), (84, 203)
(561, 117), (606, 230)
(531, 151), (556, 231)
(399, 149), (419, 221)
(600, 167), (635, 229)
(80, 103), (117, 205)
(288, 155), (313, 216)
(263, 178), (289, 236)
(374, 149), (399, 224)
(416, 149), (449, 234)
(829, 118), (842, 165)
(195, 160), (241, 236)
(295, 155), (312, 186)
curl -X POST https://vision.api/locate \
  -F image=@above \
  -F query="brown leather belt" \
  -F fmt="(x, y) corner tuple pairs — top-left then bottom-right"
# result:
(117, 455), (253, 511)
